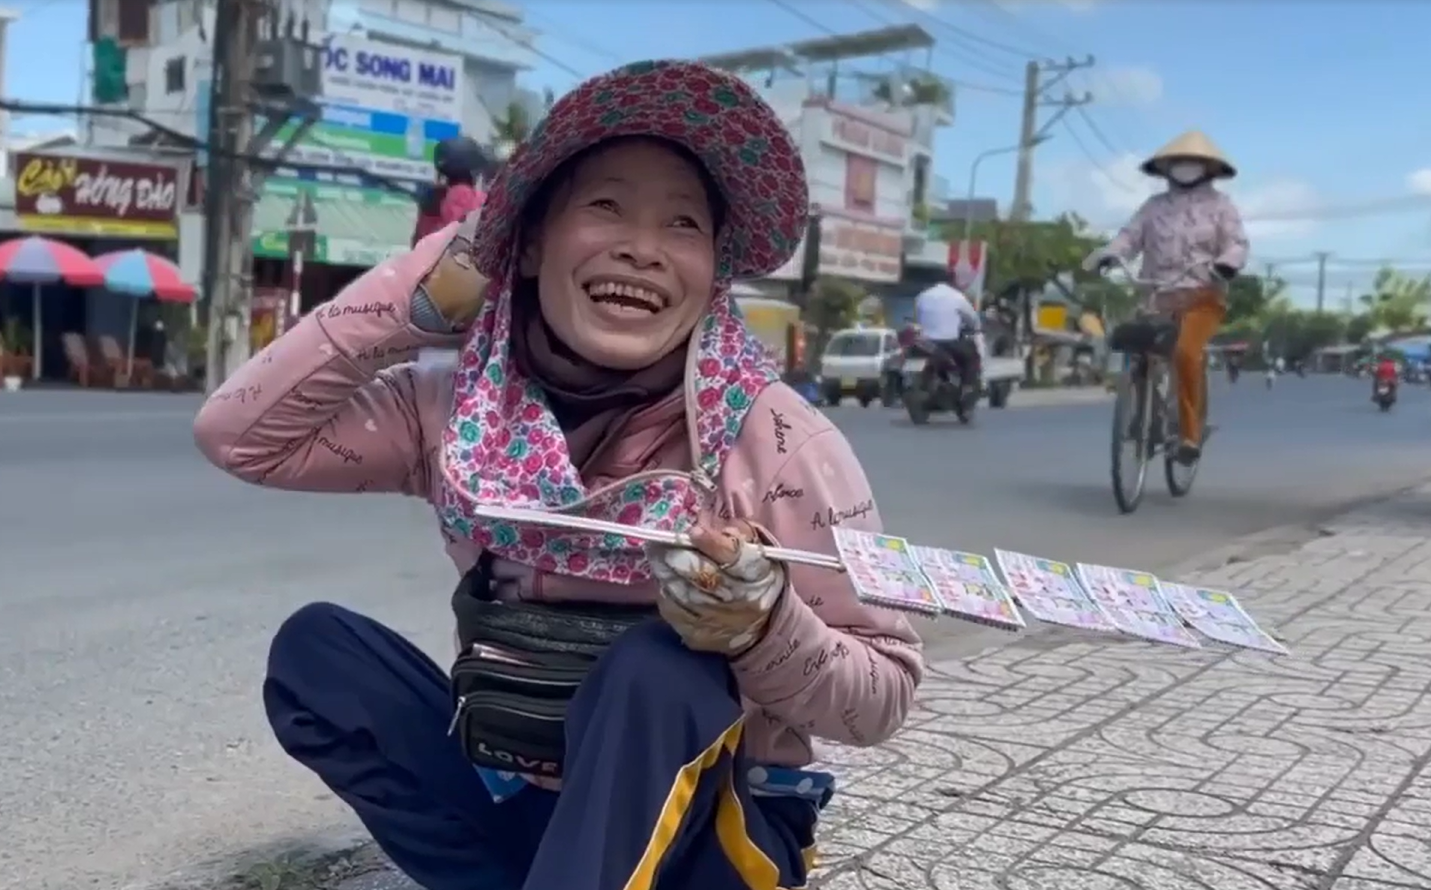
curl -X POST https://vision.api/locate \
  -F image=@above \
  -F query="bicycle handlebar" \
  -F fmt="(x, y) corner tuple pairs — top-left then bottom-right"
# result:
(1099, 255), (1219, 296)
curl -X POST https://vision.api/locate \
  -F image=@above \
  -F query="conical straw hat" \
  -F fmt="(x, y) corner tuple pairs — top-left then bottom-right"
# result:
(1140, 130), (1236, 179)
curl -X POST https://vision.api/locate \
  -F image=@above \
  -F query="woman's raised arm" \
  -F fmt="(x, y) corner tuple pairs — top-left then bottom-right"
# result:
(193, 225), (473, 495)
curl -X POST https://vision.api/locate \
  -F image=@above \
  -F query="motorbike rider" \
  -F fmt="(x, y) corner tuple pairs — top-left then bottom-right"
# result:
(1084, 130), (1249, 464)
(411, 135), (496, 246)
(912, 271), (982, 393)
(194, 61), (922, 890)
(1374, 352), (1399, 399)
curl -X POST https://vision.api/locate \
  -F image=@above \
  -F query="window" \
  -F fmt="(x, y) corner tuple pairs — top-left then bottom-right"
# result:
(828, 333), (882, 357)
(844, 154), (877, 214)
(116, 0), (149, 44)
(911, 155), (930, 209)
(164, 57), (185, 94)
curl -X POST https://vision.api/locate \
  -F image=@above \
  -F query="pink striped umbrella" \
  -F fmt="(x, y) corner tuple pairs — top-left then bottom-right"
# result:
(0, 236), (104, 381)
(93, 249), (197, 378)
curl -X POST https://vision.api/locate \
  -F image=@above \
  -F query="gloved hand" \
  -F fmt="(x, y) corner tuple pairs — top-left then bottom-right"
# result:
(417, 214), (488, 329)
(1213, 263), (1239, 282)
(1082, 249), (1118, 275)
(646, 521), (786, 656)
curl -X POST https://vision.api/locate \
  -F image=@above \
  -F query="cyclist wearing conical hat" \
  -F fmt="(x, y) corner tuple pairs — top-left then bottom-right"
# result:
(1084, 130), (1248, 465)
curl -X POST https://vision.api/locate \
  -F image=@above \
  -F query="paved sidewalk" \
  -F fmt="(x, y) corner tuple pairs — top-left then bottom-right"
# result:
(341, 487), (1431, 890)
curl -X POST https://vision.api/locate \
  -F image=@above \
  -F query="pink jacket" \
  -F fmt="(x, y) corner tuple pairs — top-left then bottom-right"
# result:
(1106, 183), (1249, 291)
(193, 233), (924, 768)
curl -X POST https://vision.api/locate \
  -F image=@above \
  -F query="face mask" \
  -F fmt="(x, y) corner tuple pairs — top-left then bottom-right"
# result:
(1167, 161), (1207, 186)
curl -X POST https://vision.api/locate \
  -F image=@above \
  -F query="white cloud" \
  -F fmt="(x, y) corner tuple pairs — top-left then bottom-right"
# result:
(1042, 151), (1321, 243)
(1083, 66), (1163, 107)
(1408, 169), (1431, 196)
(895, 0), (939, 10)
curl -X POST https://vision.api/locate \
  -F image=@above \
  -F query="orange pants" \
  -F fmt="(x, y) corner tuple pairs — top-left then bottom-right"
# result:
(1172, 289), (1225, 445)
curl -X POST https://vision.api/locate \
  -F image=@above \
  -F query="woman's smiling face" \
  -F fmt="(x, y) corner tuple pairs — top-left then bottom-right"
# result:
(520, 137), (720, 370)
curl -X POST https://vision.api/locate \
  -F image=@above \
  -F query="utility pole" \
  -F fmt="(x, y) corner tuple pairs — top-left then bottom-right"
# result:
(203, 0), (258, 394)
(1010, 57), (1095, 222)
(202, 2), (320, 393)
(1313, 250), (1331, 314)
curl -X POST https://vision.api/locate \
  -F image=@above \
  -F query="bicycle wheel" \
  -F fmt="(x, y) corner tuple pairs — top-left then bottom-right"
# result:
(1111, 359), (1152, 514)
(1165, 359), (1209, 497)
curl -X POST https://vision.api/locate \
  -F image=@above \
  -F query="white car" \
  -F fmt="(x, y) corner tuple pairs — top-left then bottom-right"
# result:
(818, 327), (901, 407)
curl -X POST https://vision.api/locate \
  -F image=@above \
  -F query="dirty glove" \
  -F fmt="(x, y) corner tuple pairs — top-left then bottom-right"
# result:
(646, 521), (787, 656)
(1213, 263), (1239, 282)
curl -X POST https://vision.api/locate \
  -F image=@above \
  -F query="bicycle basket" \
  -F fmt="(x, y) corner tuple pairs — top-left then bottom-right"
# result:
(1108, 319), (1179, 356)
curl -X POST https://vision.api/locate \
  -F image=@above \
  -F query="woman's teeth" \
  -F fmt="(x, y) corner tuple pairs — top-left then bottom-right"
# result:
(586, 281), (662, 313)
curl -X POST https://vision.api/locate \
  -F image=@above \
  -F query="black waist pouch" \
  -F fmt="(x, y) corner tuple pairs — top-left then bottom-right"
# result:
(449, 553), (655, 778)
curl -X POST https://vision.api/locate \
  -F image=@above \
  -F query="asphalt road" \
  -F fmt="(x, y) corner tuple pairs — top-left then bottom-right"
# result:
(2, 375), (1428, 889)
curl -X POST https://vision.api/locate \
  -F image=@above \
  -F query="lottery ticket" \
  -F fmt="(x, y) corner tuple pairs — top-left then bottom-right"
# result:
(994, 549), (1117, 632)
(1075, 563), (1201, 648)
(1158, 582), (1290, 655)
(910, 546), (1025, 630)
(833, 529), (944, 614)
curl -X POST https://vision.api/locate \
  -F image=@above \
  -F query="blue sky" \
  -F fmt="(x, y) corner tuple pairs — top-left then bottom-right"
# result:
(7, 0), (1430, 305)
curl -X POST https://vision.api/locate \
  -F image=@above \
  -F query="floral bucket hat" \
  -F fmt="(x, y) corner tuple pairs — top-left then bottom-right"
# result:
(436, 60), (809, 584)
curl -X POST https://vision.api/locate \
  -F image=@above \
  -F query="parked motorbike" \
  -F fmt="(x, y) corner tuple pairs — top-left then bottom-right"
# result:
(900, 331), (979, 425)
(1374, 381), (1397, 412)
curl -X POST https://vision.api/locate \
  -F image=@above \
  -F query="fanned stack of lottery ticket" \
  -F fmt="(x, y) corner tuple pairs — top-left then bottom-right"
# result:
(993, 549), (1118, 633)
(910, 546), (1025, 631)
(1075, 562), (1201, 648)
(1157, 582), (1289, 655)
(831, 529), (944, 614)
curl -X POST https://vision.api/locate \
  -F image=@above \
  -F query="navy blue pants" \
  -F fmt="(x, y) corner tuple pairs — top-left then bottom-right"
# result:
(263, 603), (817, 890)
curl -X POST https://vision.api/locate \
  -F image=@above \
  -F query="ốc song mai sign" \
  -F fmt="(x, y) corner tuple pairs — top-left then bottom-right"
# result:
(14, 153), (180, 238)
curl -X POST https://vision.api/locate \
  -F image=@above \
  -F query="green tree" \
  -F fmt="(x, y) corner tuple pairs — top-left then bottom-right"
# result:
(936, 214), (1102, 297)
(1361, 266), (1431, 333)
(1345, 313), (1374, 344)
(492, 101), (534, 157)
(804, 277), (864, 337)
(1225, 274), (1284, 324)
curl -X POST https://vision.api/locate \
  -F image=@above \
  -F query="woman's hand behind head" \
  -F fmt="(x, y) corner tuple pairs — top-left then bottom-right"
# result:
(420, 217), (489, 330)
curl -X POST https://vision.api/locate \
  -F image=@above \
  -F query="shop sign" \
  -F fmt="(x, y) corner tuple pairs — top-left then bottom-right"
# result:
(819, 217), (902, 283)
(252, 230), (330, 261)
(14, 153), (180, 238)
(250, 231), (405, 268)
(826, 112), (908, 164)
(325, 237), (406, 267)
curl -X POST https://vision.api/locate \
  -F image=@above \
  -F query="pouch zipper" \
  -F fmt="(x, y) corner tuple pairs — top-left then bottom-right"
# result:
(448, 691), (566, 736)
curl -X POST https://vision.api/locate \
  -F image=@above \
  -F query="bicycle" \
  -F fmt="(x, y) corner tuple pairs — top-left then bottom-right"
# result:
(1102, 258), (1222, 515)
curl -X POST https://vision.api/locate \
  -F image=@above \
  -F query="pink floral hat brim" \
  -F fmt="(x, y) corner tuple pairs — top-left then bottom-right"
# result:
(470, 60), (809, 283)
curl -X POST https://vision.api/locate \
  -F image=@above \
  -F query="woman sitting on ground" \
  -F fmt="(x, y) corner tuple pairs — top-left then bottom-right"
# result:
(195, 60), (923, 890)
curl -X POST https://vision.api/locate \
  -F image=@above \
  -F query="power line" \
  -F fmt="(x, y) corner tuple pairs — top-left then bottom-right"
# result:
(877, 0), (1048, 60)
(763, 0), (1024, 96)
(850, 0), (1026, 84)
(1010, 57), (1095, 221)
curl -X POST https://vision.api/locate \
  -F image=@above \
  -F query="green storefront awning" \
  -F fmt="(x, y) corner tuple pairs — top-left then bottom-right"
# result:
(251, 178), (417, 267)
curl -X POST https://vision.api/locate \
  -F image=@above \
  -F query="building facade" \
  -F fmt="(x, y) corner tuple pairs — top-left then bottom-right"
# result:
(699, 26), (956, 300)
(84, 0), (546, 269)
